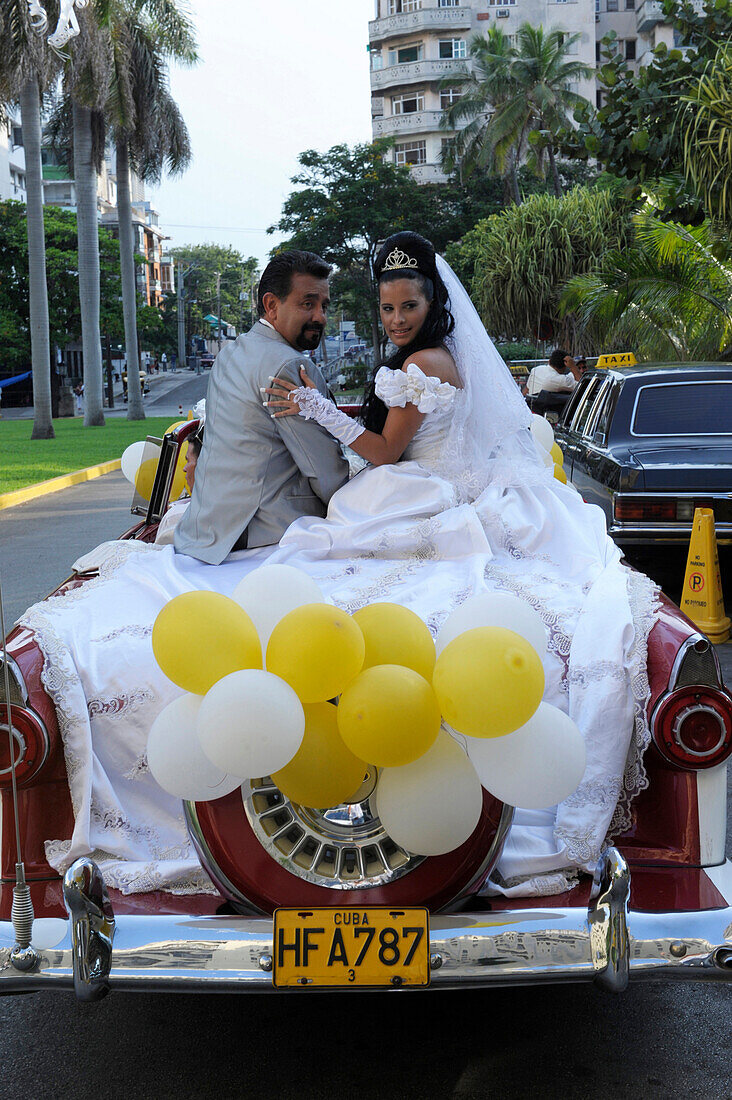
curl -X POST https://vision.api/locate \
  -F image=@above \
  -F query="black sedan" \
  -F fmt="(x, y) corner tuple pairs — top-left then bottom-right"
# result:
(553, 363), (732, 547)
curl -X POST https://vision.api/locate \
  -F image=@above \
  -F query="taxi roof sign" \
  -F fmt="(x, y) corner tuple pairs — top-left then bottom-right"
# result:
(595, 351), (637, 368)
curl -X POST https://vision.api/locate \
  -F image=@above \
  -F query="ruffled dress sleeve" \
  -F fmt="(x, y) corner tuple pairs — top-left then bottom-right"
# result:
(375, 363), (458, 414)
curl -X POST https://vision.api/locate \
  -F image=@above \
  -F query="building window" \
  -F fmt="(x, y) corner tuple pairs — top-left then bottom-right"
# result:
(388, 42), (424, 64)
(606, 0), (618, 10)
(371, 51), (383, 70)
(439, 38), (467, 58)
(625, 0), (635, 7)
(388, 0), (422, 11)
(625, 37), (636, 59)
(488, 0), (516, 7)
(596, 41), (601, 63)
(392, 92), (425, 114)
(440, 87), (462, 108)
(438, 0), (460, 6)
(596, 91), (603, 108)
(394, 140), (427, 165)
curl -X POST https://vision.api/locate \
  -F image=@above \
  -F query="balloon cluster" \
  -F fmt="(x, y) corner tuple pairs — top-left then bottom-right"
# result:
(147, 567), (586, 859)
(530, 414), (567, 484)
(120, 418), (190, 504)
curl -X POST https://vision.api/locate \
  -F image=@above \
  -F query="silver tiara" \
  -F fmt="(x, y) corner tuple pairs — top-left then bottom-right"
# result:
(382, 247), (419, 273)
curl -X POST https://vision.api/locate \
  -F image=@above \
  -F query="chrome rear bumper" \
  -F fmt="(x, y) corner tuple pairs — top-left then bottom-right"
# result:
(0, 851), (730, 998)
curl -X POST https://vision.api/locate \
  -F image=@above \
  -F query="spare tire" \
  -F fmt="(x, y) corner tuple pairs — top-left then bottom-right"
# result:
(186, 769), (511, 914)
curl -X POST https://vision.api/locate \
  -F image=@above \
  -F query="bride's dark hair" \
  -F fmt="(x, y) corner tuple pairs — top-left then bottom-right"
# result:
(359, 232), (454, 433)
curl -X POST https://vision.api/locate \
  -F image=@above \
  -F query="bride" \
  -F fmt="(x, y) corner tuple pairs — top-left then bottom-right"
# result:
(18, 232), (658, 899)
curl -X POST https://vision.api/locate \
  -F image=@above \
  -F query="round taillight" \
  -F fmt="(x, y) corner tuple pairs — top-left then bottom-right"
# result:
(652, 688), (732, 770)
(0, 705), (50, 789)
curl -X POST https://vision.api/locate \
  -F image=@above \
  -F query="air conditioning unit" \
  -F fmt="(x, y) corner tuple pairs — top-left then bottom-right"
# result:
(497, 10), (509, 18)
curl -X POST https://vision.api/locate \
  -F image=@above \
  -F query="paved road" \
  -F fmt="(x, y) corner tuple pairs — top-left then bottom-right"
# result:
(0, 481), (730, 1100)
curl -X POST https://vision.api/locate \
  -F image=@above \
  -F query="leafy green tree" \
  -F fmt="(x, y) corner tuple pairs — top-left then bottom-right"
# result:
(0, 1), (61, 437)
(269, 140), (438, 357)
(170, 243), (259, 345)
(0, 200), (126, 371)
(561, 0), (732, 219)
(447, 185), (634, 348)
(682, 45), (732, 223)
(561, 215), (732, 360)
(443, 25), (593, 201)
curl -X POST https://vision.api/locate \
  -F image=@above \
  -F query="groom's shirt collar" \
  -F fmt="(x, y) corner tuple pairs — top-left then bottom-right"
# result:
(259, 318), (276, 331)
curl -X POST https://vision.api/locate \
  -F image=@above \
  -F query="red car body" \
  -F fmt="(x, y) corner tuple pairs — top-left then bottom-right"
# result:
(1, 421), (731, 997)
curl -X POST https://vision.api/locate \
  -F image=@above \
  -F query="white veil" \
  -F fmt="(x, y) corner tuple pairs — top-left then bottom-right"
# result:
(435, 255), (547, 502)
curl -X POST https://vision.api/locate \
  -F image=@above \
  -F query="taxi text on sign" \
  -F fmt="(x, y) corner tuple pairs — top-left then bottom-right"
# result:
(680, 508), (731, 644)
(595, 352), (637, 368)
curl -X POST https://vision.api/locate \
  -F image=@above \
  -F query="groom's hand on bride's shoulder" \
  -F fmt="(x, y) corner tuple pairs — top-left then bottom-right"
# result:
(263, 366), (316, 418)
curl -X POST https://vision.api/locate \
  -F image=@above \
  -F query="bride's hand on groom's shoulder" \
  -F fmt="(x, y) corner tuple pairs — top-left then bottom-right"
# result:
(262, 366), (315, 418)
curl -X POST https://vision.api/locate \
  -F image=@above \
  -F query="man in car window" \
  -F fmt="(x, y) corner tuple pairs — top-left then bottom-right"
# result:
(526, 348), (583, 397)
(174, 251), (349, 565)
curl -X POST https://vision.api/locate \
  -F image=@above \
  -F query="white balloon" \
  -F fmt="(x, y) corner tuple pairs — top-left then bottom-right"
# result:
(197, 669), (305, 779)
(232, 565), (325, 657)
(376, 730), (483, 857)
(530, 414), (554, 453)
(148, 694), (243, 802)
(466, 702), (586, 810)
(121, 440), (148, 483)
(436, 592), (547, 659)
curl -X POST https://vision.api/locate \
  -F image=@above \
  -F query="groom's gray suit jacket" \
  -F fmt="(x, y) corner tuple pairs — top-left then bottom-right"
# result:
(174, 321), (349, 564)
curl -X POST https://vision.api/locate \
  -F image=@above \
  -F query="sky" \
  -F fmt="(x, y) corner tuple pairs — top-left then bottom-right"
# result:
(148, 0), (376, 267)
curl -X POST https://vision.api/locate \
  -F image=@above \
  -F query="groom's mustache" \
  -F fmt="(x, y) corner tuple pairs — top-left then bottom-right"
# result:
(295, 323), (324, 349)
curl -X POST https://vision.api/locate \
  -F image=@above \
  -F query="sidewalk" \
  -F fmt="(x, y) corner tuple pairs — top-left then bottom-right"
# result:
(0, 367), (191, 421)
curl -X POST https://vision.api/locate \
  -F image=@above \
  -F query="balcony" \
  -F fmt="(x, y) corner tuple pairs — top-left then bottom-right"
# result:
(409, 162), (449, 184)
(369, 6), (473, 45)
(374, 110), (445, 137)
(371, 58), (469, 90)
(636, 0), (664, 31)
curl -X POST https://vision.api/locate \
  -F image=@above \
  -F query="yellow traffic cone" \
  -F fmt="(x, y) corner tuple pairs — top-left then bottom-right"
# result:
(680, 508), (731, 644)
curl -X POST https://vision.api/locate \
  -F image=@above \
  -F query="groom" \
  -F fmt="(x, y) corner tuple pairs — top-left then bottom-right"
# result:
(174, 251), (349, 564)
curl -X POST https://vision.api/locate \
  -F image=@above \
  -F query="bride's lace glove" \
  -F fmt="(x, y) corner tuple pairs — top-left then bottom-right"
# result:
(264, 370), (365, 447)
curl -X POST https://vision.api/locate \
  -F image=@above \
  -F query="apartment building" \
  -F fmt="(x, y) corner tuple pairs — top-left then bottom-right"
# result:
(369, 0), (664, 182)
(0, 114), (27, 203)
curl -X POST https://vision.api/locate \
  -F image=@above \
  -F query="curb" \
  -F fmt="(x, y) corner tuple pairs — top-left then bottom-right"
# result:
(0, 459), (122, 511)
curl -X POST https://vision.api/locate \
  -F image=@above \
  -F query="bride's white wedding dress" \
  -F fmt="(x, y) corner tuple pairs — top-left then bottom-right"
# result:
(17, 260), (659, 899)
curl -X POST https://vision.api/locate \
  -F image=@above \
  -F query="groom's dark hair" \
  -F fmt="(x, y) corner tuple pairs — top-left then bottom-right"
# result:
(257, 251), (332, 317)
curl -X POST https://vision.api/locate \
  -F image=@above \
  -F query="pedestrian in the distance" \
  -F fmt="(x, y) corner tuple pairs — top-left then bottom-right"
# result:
(161, 352), (168, 372)
(171, 352), (177, 373)
(74, 382), (84, 413)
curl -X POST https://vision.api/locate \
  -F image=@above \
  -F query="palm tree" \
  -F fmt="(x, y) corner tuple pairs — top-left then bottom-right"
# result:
(682, 45), (732, 224)
(103, 0), (196, 420)
(443, 25), (592, 200)
(561, 216), (732, 361)
(56, 0), (196, 425)
(441, 29), (521, 203)
(64, 10), (111, 426)
(0, 2), (60, 439)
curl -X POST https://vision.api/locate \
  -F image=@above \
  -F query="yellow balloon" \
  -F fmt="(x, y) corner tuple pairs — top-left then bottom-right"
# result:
(169, 448), (188, 500)
(432, 626), (544, 739)
(352, 602), (435, 680)
(153, 591), (261, 694)
(553, 463), (568, 484)
(272, 702), (368, 808)
(337, 664), (441, 767)
(133, 456), (158, 502)
(550, 443), (564, 465)
(266, 604), (365, 703)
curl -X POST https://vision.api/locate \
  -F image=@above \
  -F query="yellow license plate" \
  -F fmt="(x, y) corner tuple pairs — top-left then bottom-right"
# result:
(272, 907), (430, 988)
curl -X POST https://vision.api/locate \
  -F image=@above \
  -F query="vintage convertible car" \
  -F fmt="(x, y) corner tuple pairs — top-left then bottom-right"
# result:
(554, 363), (732, 548)
(1, 421), (731, 998)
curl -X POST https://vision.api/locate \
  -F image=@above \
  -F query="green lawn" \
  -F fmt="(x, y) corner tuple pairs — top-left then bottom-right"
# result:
(0, 416), (178, 494)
